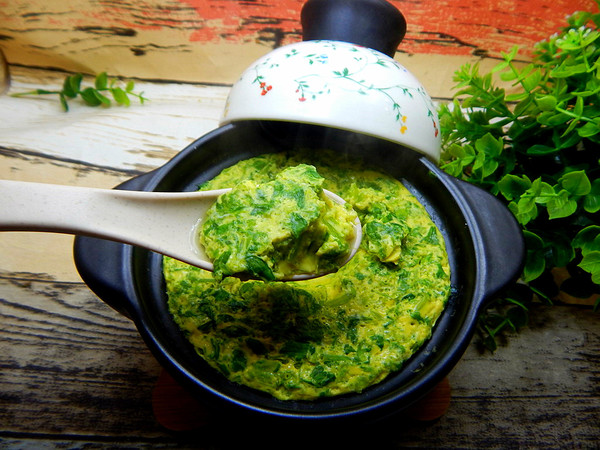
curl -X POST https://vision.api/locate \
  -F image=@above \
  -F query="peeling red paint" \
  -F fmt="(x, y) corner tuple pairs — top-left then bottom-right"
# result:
(177, 0), (597, 56)
(180, 0), (303, 42)
(7, 0), (595, 57)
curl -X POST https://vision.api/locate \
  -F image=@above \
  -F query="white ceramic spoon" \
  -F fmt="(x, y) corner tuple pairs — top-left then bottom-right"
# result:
(0, 180), (361, 281)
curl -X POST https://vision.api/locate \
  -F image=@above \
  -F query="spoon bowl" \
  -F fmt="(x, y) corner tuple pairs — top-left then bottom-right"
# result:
(0, 180), (361, 280)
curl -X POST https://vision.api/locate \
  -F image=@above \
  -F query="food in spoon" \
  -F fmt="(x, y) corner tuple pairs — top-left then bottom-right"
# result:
(164, 151), (451, 401)
(198, 164), (359, 281)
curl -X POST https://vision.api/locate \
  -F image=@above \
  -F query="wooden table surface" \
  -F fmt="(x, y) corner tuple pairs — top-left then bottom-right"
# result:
(1, 1), (599, 448)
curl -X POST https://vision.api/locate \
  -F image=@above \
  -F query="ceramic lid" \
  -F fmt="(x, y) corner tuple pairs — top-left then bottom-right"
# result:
(219, 0), (441, 162)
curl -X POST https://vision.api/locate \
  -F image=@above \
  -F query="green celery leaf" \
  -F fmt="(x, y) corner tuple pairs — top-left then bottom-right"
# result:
(535, 95), (557, 111)
(440, 159), (464, 177)
(95, 71), (108, 90)
(526, 144), (559, 155)
(574, 95), (584, 116)
(578, 251), (600, 284)
(506, 92), (530, 102)
(522, 231), (546, 282)
(522, 68), (542, 92)
(111, 87), (131, 106)
(560, 170), (591, 196)
(67, 73), (82, 97)
(573, 225), (600, 255)
(475, 132), (503, 157)
(481, 158), (499, 178)
(498, 174), (531, 200)
(62, 75), (79, 98)
(561, 118), (581, 137)
(578, 120), (600, 138)
(79, 87), (102, 106)
(537, 111), (571, 126)
(546, 189), (577, 219)
(93, 90), (111, 106)
(447, 142), (476, 163)
(533, 181), (556, 205)
(517, 195), (538, 217)
(551, 62), (589, 78)
(584, 180), (600, 213)
(509, 197), (537, 225)
(547, 234), (576, 268)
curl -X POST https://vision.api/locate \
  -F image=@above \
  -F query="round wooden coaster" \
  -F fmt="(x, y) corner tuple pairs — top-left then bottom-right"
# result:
(152, 369), (451, 431)
(402, 376), (451, 421)
(152, 370), (210, 431)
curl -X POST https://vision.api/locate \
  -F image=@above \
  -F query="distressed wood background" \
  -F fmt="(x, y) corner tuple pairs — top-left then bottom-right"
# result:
(1, 0), (598, 96)
(0, 0), (599, 448)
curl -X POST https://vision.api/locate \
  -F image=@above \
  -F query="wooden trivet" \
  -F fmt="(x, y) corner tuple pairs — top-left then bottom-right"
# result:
(152, 369), (451, 431)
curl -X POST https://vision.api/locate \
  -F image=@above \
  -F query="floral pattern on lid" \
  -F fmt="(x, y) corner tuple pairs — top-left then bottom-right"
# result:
(221, 40), (441, 161)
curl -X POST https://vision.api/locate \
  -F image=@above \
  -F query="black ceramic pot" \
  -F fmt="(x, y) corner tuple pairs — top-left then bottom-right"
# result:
(73, 120), (524, 425)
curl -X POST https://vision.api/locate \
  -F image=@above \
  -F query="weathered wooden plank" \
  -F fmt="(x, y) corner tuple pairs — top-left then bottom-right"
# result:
(1, 0), (595, 85)
(0, 67), (228, 173)
(440, 305), (600, 448)
(1, 269), (597, 447)
(0, 140), (142, 284)
(0, 277), (164, 437)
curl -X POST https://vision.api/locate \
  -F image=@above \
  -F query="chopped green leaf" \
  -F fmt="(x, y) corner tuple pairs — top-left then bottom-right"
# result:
(307, 365), (336, 388)
(245, 255), (276, 282)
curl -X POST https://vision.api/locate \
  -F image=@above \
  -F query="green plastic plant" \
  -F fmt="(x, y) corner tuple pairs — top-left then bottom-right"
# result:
(12, 72), (147, 111)
(438, 1), (600, 350)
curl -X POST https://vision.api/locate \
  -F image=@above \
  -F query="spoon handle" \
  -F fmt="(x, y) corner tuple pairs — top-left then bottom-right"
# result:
(0, 180), (224, 270)
(1, 180), (361, 279)
(1, 180), (124, 234)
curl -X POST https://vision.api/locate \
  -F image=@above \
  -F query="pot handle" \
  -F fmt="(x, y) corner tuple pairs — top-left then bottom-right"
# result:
(301, 0), (407, 57)
(430, 163), (525, 310)
(73, 170), (156, 319)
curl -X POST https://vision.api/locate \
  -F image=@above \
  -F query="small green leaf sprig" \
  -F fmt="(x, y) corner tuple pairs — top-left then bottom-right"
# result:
(438, 1), (600, 350)
(12, 72), (147, 111)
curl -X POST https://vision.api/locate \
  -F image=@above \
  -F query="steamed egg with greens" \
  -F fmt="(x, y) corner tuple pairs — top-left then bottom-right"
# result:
(163, 151), (451, 401)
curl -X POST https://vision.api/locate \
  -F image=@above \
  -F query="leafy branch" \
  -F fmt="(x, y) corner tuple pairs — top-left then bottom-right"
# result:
(439, 1), (600, 350)
(12, 72), (148, 111)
